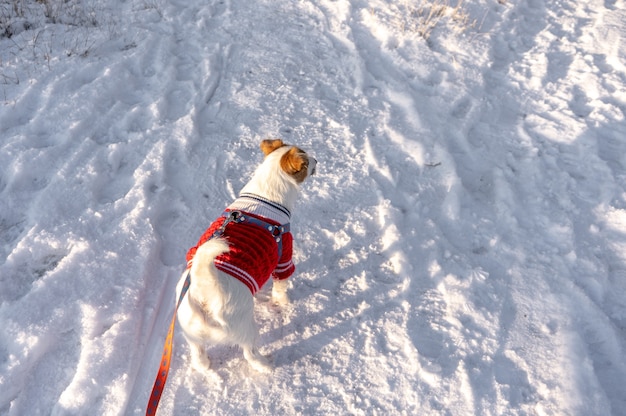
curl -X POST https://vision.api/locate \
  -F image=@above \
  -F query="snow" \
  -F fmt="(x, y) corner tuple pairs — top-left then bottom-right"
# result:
(1, 0), (625, 414)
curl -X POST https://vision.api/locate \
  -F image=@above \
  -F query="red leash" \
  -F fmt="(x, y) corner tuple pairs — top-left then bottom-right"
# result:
(146, 272), (190, 416)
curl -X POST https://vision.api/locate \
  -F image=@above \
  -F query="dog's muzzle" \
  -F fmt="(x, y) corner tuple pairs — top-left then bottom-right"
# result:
(309, 157), (317, 176)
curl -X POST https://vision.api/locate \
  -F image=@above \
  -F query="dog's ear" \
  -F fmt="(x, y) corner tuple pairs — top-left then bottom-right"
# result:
(260, 139), (285, 156)
(280, 147), (309, 183)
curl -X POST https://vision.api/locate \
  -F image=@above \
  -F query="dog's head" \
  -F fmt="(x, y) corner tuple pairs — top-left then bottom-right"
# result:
(260, 139), (317, 184)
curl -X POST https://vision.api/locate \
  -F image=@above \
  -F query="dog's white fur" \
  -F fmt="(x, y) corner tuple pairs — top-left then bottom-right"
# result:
(175, 141), (315, 374)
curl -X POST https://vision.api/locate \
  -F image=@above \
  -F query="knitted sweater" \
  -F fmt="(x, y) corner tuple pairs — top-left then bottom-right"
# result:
(186, 193), (295, 294)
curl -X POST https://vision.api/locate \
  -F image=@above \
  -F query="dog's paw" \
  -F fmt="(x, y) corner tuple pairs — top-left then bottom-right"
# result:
(243, 348), (273, 374)
(271, 290), (290, 306)
(248, 357), (273, 374)
(189, 353), (223, 383)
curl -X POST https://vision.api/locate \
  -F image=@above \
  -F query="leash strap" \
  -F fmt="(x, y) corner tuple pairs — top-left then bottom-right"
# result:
(146, 272), (190, 416)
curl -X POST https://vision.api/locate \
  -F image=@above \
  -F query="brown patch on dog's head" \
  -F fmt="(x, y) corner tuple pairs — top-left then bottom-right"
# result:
(280, 146), (310, 183)
(260, 139), (285, 156)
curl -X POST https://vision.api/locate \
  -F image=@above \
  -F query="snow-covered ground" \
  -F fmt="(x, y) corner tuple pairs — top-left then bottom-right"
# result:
(1, 0), (625, 414)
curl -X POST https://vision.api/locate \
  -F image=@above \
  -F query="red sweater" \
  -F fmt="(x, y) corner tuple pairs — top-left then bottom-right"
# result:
(186, 199), (295, 294)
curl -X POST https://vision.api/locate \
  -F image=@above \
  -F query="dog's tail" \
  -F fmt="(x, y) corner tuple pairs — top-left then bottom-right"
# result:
(188, 238), (230, 324)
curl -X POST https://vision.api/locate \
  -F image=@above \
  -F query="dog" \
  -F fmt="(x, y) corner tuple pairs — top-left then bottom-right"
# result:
(175, 139), (317, 374)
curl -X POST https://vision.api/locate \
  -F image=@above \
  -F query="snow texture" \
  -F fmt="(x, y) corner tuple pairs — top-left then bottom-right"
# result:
(1, 0), (625, 414)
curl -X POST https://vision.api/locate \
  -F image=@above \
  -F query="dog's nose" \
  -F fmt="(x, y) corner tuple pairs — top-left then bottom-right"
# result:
(310, 158), (317, 175)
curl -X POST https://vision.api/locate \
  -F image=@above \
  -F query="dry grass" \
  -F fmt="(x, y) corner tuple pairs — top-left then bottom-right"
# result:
(1, 0), (102, 39)
(1, 0), (107, 91)
(396, 0), (478, 41)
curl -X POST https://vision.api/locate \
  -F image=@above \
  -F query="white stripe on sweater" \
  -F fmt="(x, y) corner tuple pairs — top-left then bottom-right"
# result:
(214, 260), (260, 293)
(274, 261), (294, 273)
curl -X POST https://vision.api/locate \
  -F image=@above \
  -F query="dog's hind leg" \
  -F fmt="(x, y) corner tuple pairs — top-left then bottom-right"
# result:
(227, 295), (273, 373)
(238, 311), (272, 373)
(183, 335), (221, 383)
(188, 339), (211, 371)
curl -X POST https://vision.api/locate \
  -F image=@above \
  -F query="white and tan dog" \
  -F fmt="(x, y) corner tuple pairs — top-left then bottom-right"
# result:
(175, 139), (316, 373)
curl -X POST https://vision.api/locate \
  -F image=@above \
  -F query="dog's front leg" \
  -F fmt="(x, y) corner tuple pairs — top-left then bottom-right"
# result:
(271, 278), (290, 305)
